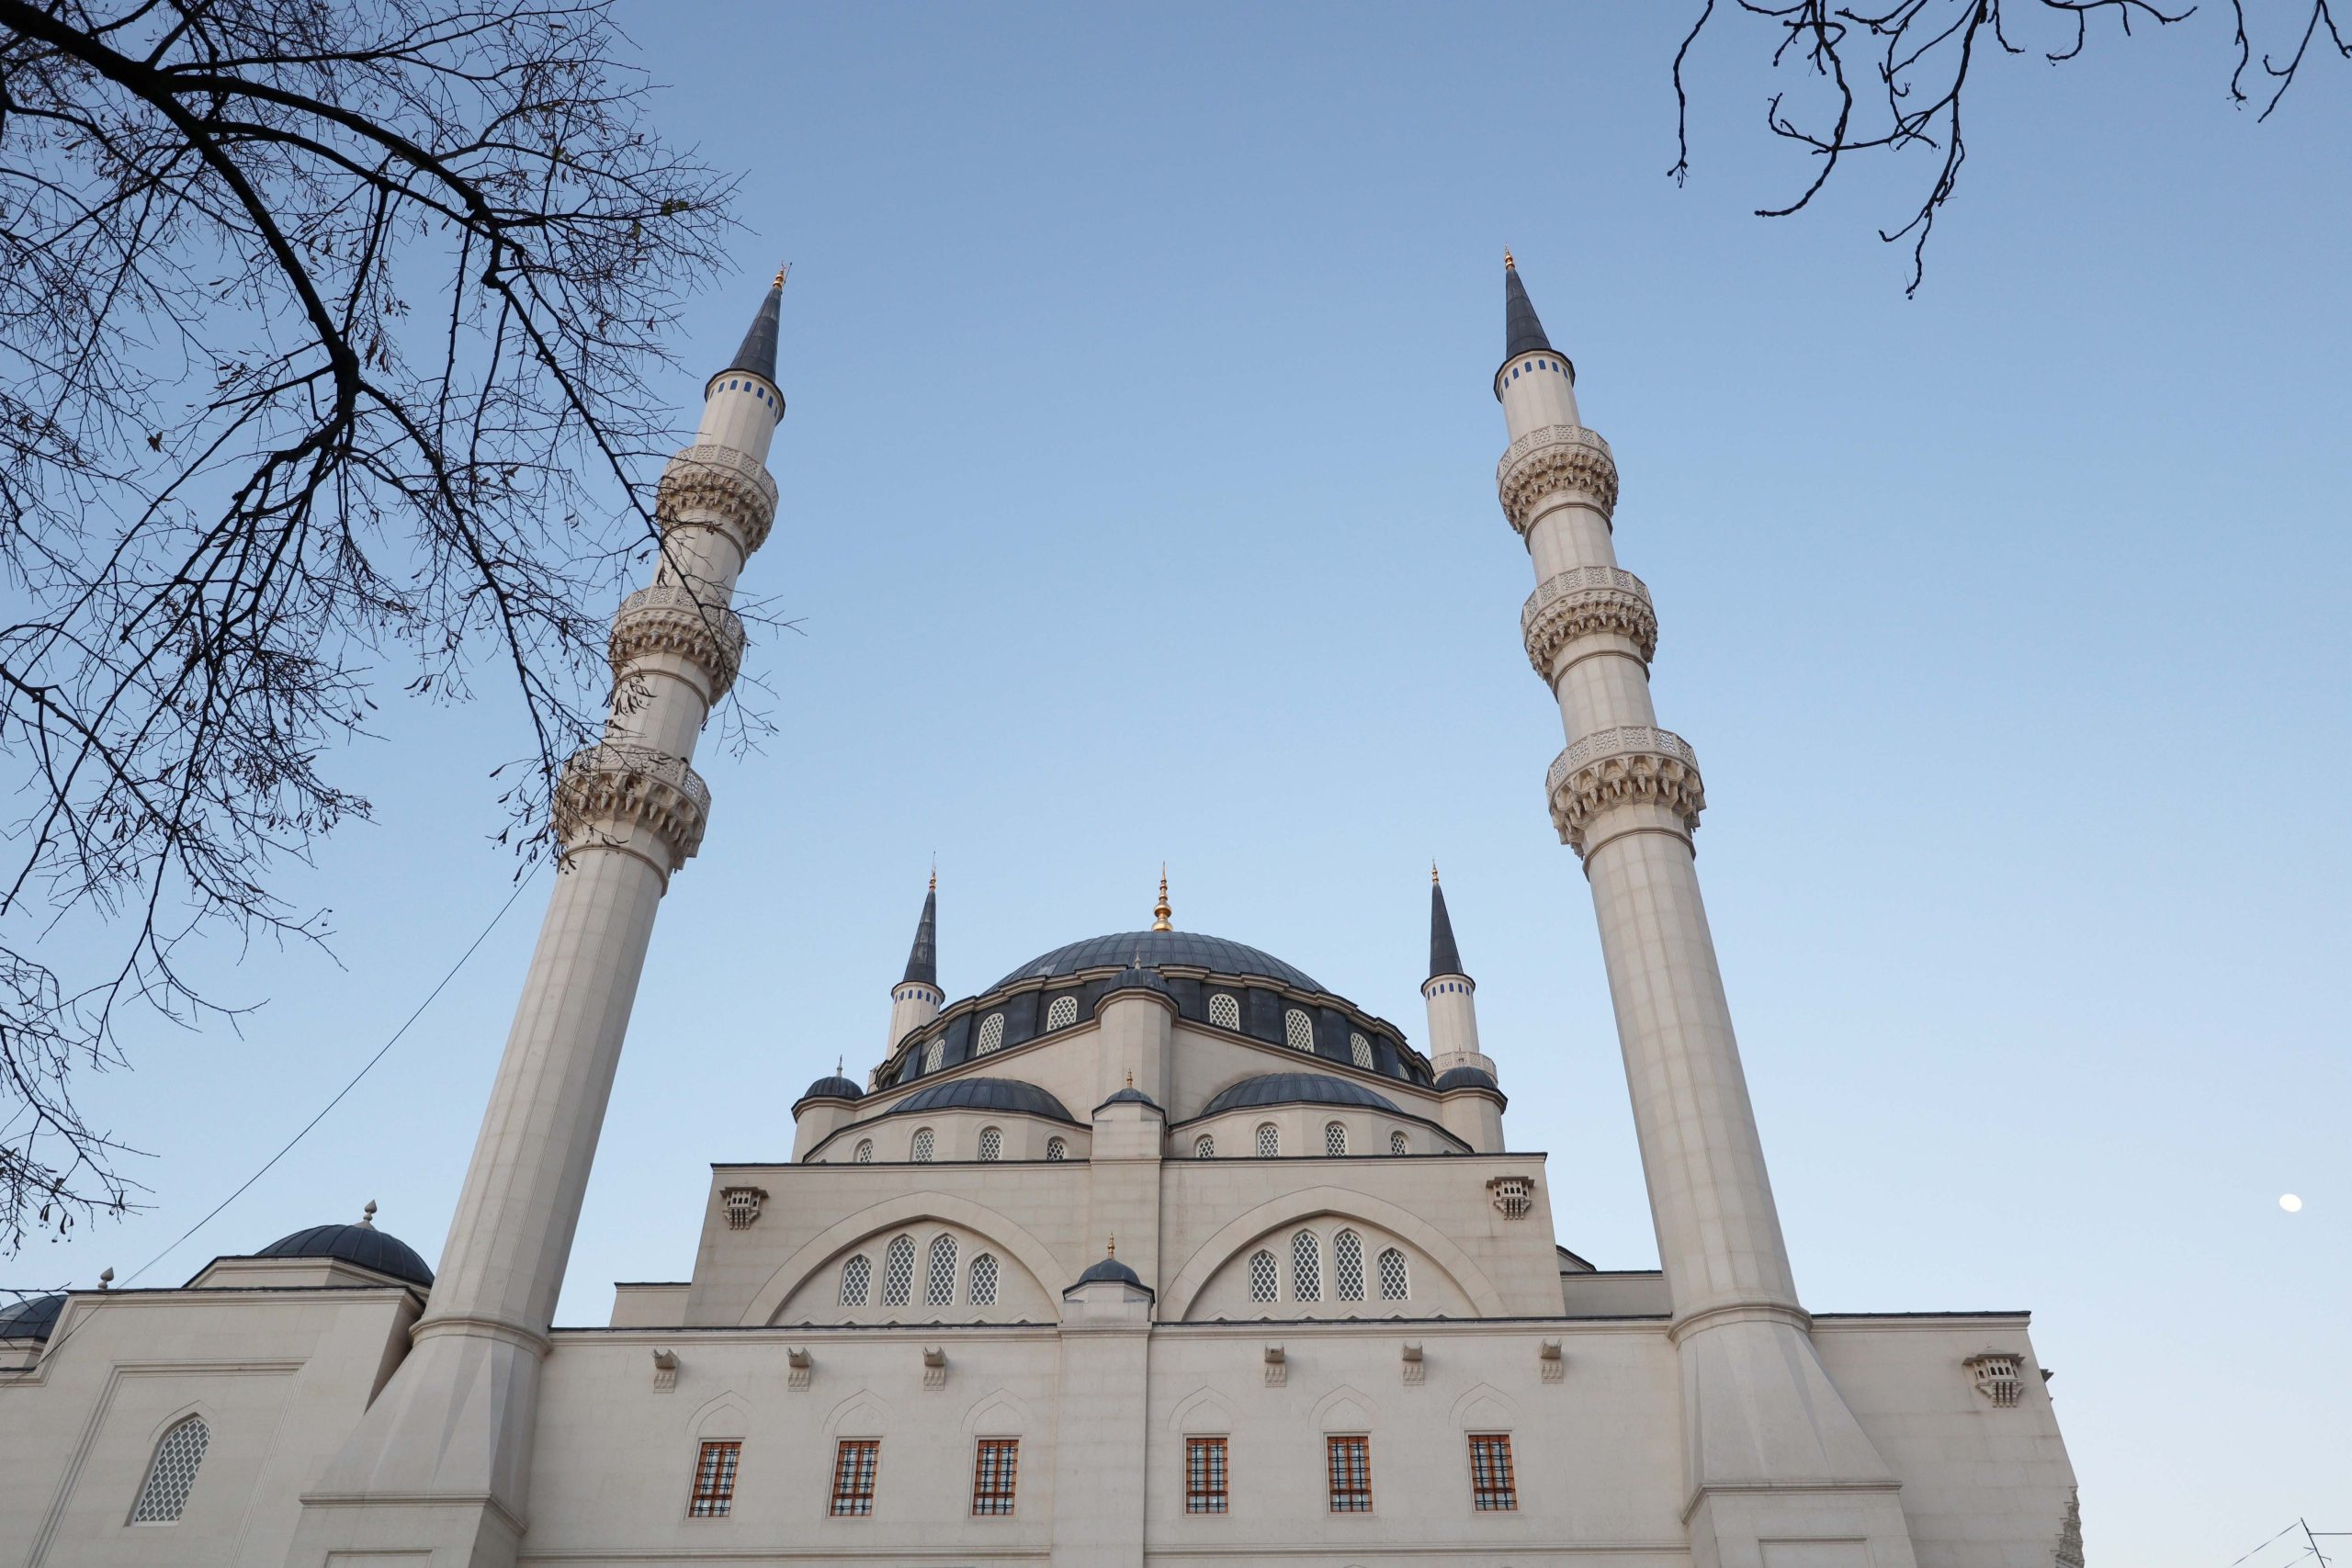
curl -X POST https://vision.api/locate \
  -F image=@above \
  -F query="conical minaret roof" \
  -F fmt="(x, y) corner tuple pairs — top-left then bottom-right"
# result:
(1503, 252), (1555, 363)
(722, 269), (785, 384)
(1430, 867), (1468, 982)
(901, 875), (938, 988)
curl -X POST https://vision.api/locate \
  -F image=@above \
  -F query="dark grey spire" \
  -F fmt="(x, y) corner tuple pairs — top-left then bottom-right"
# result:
(901, 877), (937, 988)
(1430, 868), (1468, 982)
(1504, 253), (1555, 362)
(722, 268), (785, 384)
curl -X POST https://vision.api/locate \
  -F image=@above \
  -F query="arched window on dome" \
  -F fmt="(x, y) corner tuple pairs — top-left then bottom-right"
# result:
(1046, 1136), (1068, 1161)
(130, 1414), (209, 1523)
(1194, 1134), (1215, 1159)
(975, 1012), (1006, 1055)
(854, 1139), (875, 1164)
(1254, 1123), (1279, 1158)
(883, 1235), (915, 1305)
(1208, 992), (1241, 1032)
(1291, 1230), (1322, 1302)
(1045, 994), (1079, 1031)
(1378, 1247), (1410, 1301)
(1325, 1122), (1348, 1156)
(910, 1127), (935, 1163)
(923, 1037), (944, 1074)
(1283, 1008), (1316, 1053)
(1349, 1032), (1374, 1070)
(1334, 1229), (1365, 1302)
(926, 1235), (958, 1306)
(968, 1252), (999, 1305)
(839, 1254), (871, 1305)
(978, 1126), (1002, 1162)
(1388, 1131), (1408, 1156)
(1249, 1249), (1278, 1303)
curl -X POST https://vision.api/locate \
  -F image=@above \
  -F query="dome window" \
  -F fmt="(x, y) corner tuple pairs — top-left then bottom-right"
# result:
(1335, 1229), (1365, 1302)
(130, 1414), (209, 1524)
(976, 1013), (1006, 1055)
(1045, 995), (1079, 1031)
(1389, 1131), (1408, 1156)
(969, 1252), (999, 1305)
(854, 1139), (875, 1164)
(1249, 1249), (1278, 1303)
(883, 1235), (915, 1305)
(926, 1235), (958, 1306)
(923, 1037), (944, 1074)
(1283, 1009), (1316, 1053)
(1379, 1247), (1410, 1301)
(1208, 993), (1241, 1032)
(840, 1254), (871, 1306)
(1325, 1122), (1348, 1156)
(1194, 1134), (1215, 1159)
(1349, 1032), (1374, 1070)
(1291, 1230), (1322, 1302)
(1254, 1122), (1279, 1158)
(978, 1126), (1002, 1162)
(910, 1127), (935, 1163)
(1045, 1136), (1067, 1161)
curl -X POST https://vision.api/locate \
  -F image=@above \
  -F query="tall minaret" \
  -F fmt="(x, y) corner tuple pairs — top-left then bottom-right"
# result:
(291, 275), (789, 1568)
(1494, 256), (1917, 1564)
(1424, 866), (1503, 1153)
(886, 870), (944, 1054)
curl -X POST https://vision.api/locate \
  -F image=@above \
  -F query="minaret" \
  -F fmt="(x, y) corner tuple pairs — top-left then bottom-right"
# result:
(886, 870), (944, 1053)
(1494, 256), (1917, 1563)
(1424, 865), (1504, 1152)
(290, 274), (789, 1568)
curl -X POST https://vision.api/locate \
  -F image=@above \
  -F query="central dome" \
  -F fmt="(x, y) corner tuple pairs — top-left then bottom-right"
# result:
(993, 930), (1322, 994)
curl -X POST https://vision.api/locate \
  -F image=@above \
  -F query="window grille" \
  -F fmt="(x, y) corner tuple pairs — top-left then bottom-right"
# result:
(970, 1438), (1020, 1516)
(1194, 1134), (1215, 1158)
(923, 1037), (944, 1073)
(1046, 1137), (1067, 1161)
(1291, 1230), (1322, 1302)
(1184, 1437), (1228, 1514)
(688, 1440), (741, 1517)
(968, 1252), (999, 1305)
(910, 1128), (935, 1163)
(1334, 1230), (1364, 1301)
(854, 1139), (874, 1163)
(883, 1235), (915, 1305)
(1326, 1435), (1373, 1513)
(1248, 1249), (1278, 1303)
(1045, 995), (1079, 1031)
(1350, 1032), (1374, 1069)
(1378, 1247), (1409, 1301)
(1208, 993), (1241, 1032)
(976, 1013), (1005, 1055)
(1468, 1434), (1517, 1511)
(830, 1439), (879, 1517)
(1389, 1131), (1407, 1156)
(1324, 1122), (1347, 1156)
(978, 1127), (1002, 1162)
(840, 1254), (871, 1305)
(926, 1235), (958, 1306)
(1255, 1123), (1279, 1158)
(130, 1415), (209, 1523)
(1283, 1008), (1316, 1053)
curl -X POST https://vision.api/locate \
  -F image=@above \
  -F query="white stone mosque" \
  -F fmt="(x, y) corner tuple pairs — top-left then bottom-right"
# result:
(0, 260), (2083, 1568)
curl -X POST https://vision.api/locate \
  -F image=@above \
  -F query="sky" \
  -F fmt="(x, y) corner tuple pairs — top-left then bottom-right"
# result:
(12, 6), (2350, 1564)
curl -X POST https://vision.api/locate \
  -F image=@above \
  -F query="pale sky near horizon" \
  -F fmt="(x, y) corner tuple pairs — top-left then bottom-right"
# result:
(10, 8), (2349, 1564)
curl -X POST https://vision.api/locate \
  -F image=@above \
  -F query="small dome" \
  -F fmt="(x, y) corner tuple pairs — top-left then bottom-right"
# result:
(0, 1292), (65, 1342)
(1435, 1066), (1500, 1093)
(1095, 1085), (1163, 1114)
(797, 1074), (865, 1104)
(1200, 1072), (1402, 1117)
(997, 931), (1321, 993)
(256, 1218), (434, 1289)
(1101, 961), (1173, 1000)
(1070, 1254), (1145, 1290)
(893, 1076), (1076, 1122)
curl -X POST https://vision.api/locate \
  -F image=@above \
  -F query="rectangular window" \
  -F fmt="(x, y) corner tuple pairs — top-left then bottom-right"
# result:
(687, 1440), (741, 1518)
(1468, 1432), (1517, 1511)
(830, 1439), (879, 1517)
(971, 1438), (1020, 1516)
(1184, 1437), (1228, 1514)
(1326, 1435), (1372, 1514)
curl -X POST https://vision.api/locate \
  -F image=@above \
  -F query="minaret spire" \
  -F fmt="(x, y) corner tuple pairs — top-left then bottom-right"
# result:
(886, 871), (944, 1049)
(1428, 863), (1466, 982)
(1421, 864), (1500, 1152)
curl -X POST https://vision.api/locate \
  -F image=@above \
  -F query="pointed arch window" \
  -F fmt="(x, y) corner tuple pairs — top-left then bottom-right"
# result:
(1324, 1122), (1348, 1156)
(840, 1254), (872, 1305)
(1254, 1123), (1279, 1158)
(1283, 1009), (1316, 1053)
(975, 1013), (1006, 1055)
(924, 1037), (944, 1073)
(968, 1252), (999, 1305)
(130, 1415), (209, 1523)
(1334, 1229), (1365, 1301)
(1208, 993), (1241, 1032)
(1291, 1230), (1323, 1302)
(1045, 1136), (1068, 1161)
(1194, 1134), (1215, 1159)
(1045, 995), (1079, 1031)
(926, 1235), (958, 1306)
(1378, 1247), (1409, 1301)
(883, 1235), (916, 1305)
(910, 1127), (935, 1162)
(1248, 1249), (1278, 1303)
(854, 1139), (875, 1164)
(1349, 1032), (1374, 1070)
(978, 1126), (1002, 1162)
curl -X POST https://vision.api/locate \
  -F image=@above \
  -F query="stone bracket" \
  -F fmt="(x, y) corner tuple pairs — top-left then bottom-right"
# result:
(1544, 726), (1704, 855)
(611, 586), (747, 701)
(554, 743), (711, 870)
(1497, 423), (1619, 535)
(1521, 566), (1657, 676)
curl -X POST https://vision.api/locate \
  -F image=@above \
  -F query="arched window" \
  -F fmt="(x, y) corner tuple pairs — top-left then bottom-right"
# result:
(968, 1252), (999, 1305)
(1283, 1008), (1316, 1053)
(840, 1254), (872, 1305)
(130, 1414), (209, 1523)
(1045, 995), (1079, 1031)
(854, 1139), (875, 1164)
(1349, 1032), (1374, 1070)
(1378, 1247), (1409, 1301)
(1324, 1122), (1348, 1156)
(978, 1126), (1002, 1162)
(883, 1235), (916, 1305)
(1334, 1230), (1365, 1301)
(1291, 1230), (1322, 1302)
(1046, 1137), (1067, 1161)
(1208, 993), (1241, 1032)
(1249, 1249), (1278, 1303)
(1255, 1123), (1279, 1158)
(1194, 1134), (1215, 1159)
(976, 1012), (1006, 1055)
(924, 1037), (944, 1073)
(1388, 1131), (1408, 1156)
(926, 1235), (958, 1306)
(910, 1127), (935, 1162)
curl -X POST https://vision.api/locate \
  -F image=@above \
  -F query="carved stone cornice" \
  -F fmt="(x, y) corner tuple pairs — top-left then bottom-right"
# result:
(553, 743), (711, 868)
(1544, 726), (1703, 854)
(1521, 566), (1656, 675)
(656, 444), (778, 560)
(1497, 424), (1617, 535)
(609, 586), (746, 699)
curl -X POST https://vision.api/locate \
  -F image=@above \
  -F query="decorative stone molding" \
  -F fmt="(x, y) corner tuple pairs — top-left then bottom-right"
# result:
(719, 1186), (766, 1231)
(787, 1347), (812, 1393)
(1521, 566), (1657, 675)
(650, 1348), (678, 1393)
(1263, 1343), (1287, 1387)
(1497, 424), (1618, 535)
(554, 743), (711, 868)
(1965, 1351), (2024, 1408)
(1544, 727), (1704, 854)
(1487, 1176), (1534, 1220)
(1401, 1341), (1424, 1386)
(656, 444), (779, 560)
(1539, 1338), (1564, 1383)
(610, 586), (747, 700)
(922, 1346), (947, 1391)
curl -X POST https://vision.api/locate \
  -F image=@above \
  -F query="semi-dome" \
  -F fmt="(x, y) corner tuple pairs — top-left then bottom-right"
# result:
(797, 1073), (865, 1103)
(1200, 1071), (1402, 1118)
(1434, 1066), (1500, 1093)
(996, 931), (1321, 993)
(892, 1076), (1076, 1122)
(256, 1218), (434, 1289)
(0, 1292), (65, 1342)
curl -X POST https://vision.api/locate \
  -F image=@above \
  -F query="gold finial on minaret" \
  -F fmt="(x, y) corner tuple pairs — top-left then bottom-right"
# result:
(773, 261), (791, 288)
(1151, 864), (1172, 931)
(1504, 248), (1516, 269)
(1431, 859), (1441, 885)
(929, 858), (936, 895)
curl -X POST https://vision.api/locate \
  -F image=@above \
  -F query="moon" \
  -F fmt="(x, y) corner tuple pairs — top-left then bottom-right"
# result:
(2279, 1193), (2303, 1213)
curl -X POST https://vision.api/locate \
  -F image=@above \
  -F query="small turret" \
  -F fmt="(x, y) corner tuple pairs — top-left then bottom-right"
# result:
(1423, 864), (1503, 1152)
(886, 870), (944, 1051)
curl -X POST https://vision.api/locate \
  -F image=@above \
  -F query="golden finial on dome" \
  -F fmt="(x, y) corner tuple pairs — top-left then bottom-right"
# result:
(1503, 248), (1516, 269)
(1152, 864), (1172, 932)
(1106, 1234), (1117, 1258)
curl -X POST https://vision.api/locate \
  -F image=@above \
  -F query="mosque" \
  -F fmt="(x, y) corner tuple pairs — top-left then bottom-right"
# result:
(0, 262), (2082, 1568)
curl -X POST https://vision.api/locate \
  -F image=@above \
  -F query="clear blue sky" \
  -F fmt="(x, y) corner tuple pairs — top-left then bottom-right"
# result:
(18, 7), (2348, 1563)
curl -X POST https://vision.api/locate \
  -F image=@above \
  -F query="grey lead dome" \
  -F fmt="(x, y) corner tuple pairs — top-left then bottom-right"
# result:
(256, 1222), (435, 1289)
(997, 931), (1321, 993)
(1200, 1071), (1402, 1118)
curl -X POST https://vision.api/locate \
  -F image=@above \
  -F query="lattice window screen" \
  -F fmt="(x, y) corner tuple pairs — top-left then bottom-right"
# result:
(976, 1013), (1005, 1055)
(1334, 1230), (1364, 1301)
(1046, 995), (1078, 1030)
(910, 1128), (934, 1163)
(1350, 1032), (1374, 1069)
(968, 1253), (999, 1305)
(1378, 1247), (1409, 1301)
(1292, 1230), (1322, 1302)
(1249, 1250), (1278, 1302)
(883, 1235), (915, 1304)
(1208, 993), (1240, 1031)
(926, 1235), (958, 1306)
(840, 1254), (871, 1305)
(1283, 1009), (1316, 1052)
(978, 1127), (1002, 1162)
(130, 1416), (209, 1523)
(1325, 1122), (1347, 1156)
(1254, 1123), (1279, 1158)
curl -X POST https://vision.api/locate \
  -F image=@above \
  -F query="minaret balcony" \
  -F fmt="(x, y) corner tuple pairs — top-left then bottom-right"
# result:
(553, 742), (713, 871)
(1497, 424), (1618, 535)
(656, 443), (779, 560)
(1521, 566), (1657, 676)
(609, 586), (747, 699)
(1544, 726), (1705, 855)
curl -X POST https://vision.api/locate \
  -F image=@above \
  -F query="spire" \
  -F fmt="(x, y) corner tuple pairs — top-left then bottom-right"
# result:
(1430, 864), (1467, 981)
(722, 263), (786, 383)
(900, 874), (938, 988)
(1504, 251), (1555, 362)
(1151, 864), (1172, 931)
